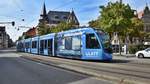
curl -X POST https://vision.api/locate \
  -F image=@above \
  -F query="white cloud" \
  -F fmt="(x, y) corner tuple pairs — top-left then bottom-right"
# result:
(0, 0), (22, 8)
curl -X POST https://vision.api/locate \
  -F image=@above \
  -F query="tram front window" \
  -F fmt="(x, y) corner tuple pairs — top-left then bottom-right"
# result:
(86, 34), (100, 49)
(97, 31), (112, 53)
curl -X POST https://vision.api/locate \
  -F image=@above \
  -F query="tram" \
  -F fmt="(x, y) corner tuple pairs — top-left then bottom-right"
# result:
(16, 27), (112, 60)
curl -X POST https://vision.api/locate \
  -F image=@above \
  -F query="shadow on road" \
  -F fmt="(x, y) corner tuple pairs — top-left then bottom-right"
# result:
(81, 59), (130, 63)
(53, 56), (131, 64)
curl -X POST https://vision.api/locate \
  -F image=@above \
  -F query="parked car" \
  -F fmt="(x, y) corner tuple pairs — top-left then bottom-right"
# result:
(135, 48), (150, 58)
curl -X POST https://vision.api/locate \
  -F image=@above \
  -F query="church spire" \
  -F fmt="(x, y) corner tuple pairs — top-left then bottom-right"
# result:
(144, 2), (150, 14)
(120, 0), (122, 4)
(39, 2), (48, 23)
(40, 2), (47, 17)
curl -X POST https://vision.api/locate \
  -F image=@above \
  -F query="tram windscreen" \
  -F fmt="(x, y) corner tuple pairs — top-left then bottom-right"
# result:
(97, 31), (112, 53)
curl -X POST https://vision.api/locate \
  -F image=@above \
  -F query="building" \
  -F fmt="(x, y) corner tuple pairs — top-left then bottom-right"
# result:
(0, 26), (13, 49)
(138, 4), (150, 43)
(24, 27), (37, 38)
(39, 3), (79, 27)
(139, 5), (150, 33)
(19, 3), (80, 40)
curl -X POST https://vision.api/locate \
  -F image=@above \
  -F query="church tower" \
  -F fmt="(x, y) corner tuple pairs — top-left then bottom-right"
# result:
(144, 3), (150, 14)
(39, 2), (48, 23)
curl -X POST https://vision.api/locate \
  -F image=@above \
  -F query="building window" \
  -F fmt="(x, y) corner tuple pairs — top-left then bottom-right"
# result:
(52, 21), (60, 24)
(55, 15), (59, 19)
(63, 16), (67, 19)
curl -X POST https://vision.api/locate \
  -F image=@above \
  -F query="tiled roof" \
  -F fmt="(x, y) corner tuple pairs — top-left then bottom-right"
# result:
(47, 11), (70, 23)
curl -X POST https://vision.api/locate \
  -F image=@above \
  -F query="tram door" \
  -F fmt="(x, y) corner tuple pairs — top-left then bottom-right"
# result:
(83, 33), (101, 58)
(40, 40), (44, 54)
(48, 39), (53, 56)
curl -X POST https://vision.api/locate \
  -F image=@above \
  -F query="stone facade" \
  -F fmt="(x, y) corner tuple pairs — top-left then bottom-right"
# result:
(139, 5), (150, 43)
(141, 5), (150, 33)
(0, 26), (13, 49)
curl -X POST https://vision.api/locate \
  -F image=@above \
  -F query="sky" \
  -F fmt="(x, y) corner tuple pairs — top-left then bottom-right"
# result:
(0, 0), (149, 41)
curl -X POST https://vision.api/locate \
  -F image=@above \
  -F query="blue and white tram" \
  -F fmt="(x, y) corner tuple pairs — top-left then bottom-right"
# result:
(24, 38), (31, 53)
(17, 27), (112, 61)
(16, 40), (24, 52)
(39, 33), (55, 56)
(31, 36), (39, 54)
(56, 27), (112, 60)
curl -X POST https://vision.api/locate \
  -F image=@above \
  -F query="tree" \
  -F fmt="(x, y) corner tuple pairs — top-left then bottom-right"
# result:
(100, 2), (135, 38)
(88, 1), (145, 54)
(88, 19), (101, 28)
(128, 17), (144, 43)
(37, 21), (51, 35)
(50, 22), (75, 33)
(37, 21), (75, 35)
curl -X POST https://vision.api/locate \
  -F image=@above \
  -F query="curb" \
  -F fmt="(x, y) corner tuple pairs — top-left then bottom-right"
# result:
(21, 56), (147, 84)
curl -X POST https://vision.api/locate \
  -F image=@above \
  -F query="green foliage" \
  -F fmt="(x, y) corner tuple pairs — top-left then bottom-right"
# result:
(88, 20), (101, 28)
(128, 17), (144, 42)
(24, 35), (31, 39)
(128, 44), (148, 54)
(38, 21), (75, 35)
(18, 36), (23, 40)
(37, 21), (51, 35)
(100, 2), (134, 36)
(88, 1), (144, 44)
(50, 22), (74, 33)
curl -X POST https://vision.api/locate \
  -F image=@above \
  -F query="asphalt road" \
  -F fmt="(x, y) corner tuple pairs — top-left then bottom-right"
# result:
(0, 49), (112, 84)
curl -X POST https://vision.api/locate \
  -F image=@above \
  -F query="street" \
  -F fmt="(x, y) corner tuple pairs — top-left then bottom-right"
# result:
(0, 0), (149, 84)
(20, 50), (150, 84)
(0, 49), (112, 84)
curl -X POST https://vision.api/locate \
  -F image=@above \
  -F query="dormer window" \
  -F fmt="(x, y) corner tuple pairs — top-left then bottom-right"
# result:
(55, 15), (59, 19)
(63, 16), (67, 19)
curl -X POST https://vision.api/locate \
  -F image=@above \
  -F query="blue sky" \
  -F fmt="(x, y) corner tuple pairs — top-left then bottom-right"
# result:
(0, 0), (149, 41)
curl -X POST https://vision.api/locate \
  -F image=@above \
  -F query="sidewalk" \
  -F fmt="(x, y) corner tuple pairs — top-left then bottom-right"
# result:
(113, 53), (135, 58)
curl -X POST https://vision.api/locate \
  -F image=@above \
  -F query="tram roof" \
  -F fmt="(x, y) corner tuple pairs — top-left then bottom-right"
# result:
(57, 27), (95, 35)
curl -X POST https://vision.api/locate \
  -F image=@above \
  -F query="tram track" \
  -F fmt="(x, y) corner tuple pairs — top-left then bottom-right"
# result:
(58, 60), (150, 80)
(118, 62), (150, 68)
(20, 53), (150, 83)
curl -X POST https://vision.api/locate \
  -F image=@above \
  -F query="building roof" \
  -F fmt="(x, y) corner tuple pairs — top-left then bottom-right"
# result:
(138, 5), (150, 19)
(47, 11), (70, 24)
(47, 10), (79, 25)
(39, 3), (80, 27)
(25, 27), (36, 37)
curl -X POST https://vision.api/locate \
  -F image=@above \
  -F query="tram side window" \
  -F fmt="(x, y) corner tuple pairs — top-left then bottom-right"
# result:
(25, 42), (29, 48)
(32, 41), (37, 48)
(48, 39), (52, 50)
(72, 36), (81, 50)
(86, 34), (100, 49)
(65, 37), (72, 50)
(40, 40), (44, 48)
(44, 40), (47, 49)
